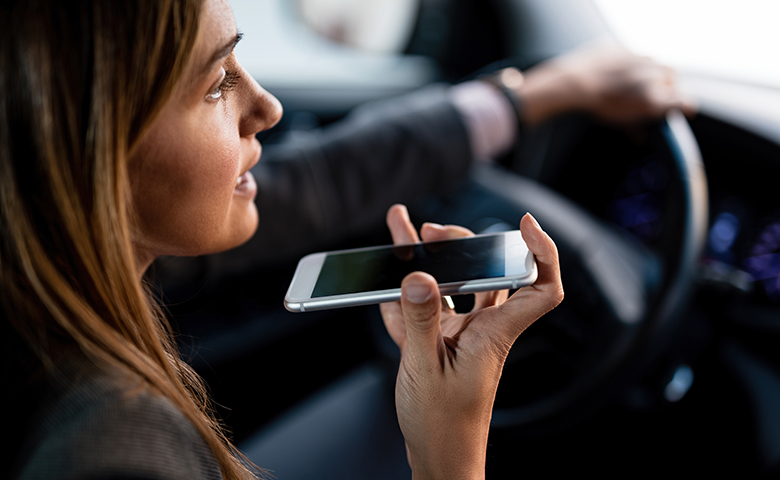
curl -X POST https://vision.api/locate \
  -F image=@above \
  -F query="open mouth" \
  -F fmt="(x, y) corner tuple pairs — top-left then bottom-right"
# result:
(234, 169), (257, 197)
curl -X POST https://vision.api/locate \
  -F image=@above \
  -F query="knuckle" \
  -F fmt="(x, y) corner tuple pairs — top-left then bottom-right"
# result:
(552, 285), (565, 307)
(540, 285), (565, 313)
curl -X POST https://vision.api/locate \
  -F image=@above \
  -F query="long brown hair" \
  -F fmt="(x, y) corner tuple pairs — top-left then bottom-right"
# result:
(0, 0), (258, 478)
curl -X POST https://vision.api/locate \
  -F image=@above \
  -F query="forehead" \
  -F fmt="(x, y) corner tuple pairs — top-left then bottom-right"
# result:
(200, 0), (235, 40)
(190, 0), (237, 72)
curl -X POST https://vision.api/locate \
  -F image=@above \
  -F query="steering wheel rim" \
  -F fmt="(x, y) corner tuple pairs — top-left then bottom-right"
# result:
(476, 111), (708, 429)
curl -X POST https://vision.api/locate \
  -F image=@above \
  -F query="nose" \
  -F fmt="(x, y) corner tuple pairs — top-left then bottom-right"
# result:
(238, 66), (283, 138)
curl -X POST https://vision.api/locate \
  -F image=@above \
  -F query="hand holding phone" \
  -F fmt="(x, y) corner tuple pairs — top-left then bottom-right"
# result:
(378, 205), (564, 478)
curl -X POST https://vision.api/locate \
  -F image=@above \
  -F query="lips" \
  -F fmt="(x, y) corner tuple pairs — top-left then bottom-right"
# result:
(234, 169), (257, 198)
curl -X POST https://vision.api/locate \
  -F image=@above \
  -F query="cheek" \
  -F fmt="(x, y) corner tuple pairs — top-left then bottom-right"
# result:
(131, 114), (242, 255)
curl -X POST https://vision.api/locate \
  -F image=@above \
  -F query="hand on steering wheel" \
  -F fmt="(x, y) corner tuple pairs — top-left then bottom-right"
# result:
(520, 42), (698, 126)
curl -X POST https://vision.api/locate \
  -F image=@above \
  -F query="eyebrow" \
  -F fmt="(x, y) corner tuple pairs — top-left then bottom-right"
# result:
(200, 31), (243, 76)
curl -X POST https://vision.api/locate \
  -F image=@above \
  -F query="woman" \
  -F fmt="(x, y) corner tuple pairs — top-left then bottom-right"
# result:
(0, 0), (563, 479)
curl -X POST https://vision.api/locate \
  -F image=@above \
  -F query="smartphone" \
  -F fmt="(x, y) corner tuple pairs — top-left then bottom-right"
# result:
(284, 230), (537, 312)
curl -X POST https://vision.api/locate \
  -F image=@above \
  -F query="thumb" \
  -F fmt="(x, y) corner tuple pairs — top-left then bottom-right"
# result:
(400, 272), (443, 362)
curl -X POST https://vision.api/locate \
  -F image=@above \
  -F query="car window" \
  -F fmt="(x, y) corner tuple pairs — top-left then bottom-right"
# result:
(230, 0), (436, 114)
(594, 0), (780, 87)
(296, 0), (419, 53)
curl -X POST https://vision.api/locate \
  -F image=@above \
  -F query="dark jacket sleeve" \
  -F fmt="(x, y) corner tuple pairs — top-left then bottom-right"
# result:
(192, 84), (473, 281)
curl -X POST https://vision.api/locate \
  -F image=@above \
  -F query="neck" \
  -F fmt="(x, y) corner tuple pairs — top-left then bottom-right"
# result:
(133, 248), (156, 279)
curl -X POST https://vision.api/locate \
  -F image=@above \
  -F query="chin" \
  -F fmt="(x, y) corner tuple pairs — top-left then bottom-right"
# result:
(156, 205), (259, 258)
(219, 205), (259, 253)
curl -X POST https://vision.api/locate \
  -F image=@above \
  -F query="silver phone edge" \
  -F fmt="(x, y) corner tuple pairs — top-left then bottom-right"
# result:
(284, 258), (538, 313)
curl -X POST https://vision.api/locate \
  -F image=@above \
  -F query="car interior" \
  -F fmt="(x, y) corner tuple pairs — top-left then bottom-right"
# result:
(153, 0), (780, 477)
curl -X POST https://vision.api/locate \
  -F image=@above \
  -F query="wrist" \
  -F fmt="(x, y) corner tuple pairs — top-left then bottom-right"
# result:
(409, 442), (487, 480)
(521, 62), (588, 124)
(479, 67), (525, 127)
(405, 407), (493, 480)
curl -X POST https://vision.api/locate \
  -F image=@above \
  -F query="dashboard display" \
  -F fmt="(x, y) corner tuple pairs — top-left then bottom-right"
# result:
(703, 198), (780, 304)
(743, 216), (780, 302)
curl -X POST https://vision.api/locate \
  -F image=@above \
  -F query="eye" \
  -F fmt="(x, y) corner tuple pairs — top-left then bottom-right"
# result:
(206, 68), (242, 101)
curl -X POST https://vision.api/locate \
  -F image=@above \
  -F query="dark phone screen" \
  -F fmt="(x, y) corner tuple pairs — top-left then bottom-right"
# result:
(312, 234), (507, 297)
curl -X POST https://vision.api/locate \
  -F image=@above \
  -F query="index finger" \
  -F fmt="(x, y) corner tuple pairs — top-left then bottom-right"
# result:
(386, 204), (420, 245)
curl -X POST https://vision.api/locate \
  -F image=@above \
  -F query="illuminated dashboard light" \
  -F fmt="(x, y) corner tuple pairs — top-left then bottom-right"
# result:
(709, 212), (740, 254)
(665, 365), (694, 403)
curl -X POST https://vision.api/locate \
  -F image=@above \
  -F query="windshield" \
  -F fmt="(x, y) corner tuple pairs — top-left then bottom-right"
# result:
(594, 0), (780, 88)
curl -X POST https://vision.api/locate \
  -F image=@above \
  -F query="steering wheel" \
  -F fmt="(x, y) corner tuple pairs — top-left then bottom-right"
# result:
(397, 111), (708, 431)
(490, 111), (708, 430)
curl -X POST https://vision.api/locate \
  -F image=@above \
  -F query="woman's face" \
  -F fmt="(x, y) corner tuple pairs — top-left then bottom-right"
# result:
(129, 0), (281, 270)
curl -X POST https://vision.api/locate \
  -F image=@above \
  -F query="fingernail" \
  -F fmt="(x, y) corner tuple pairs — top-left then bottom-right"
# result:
(526, 212), (541, 229)
(404, 280), (433, 304)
